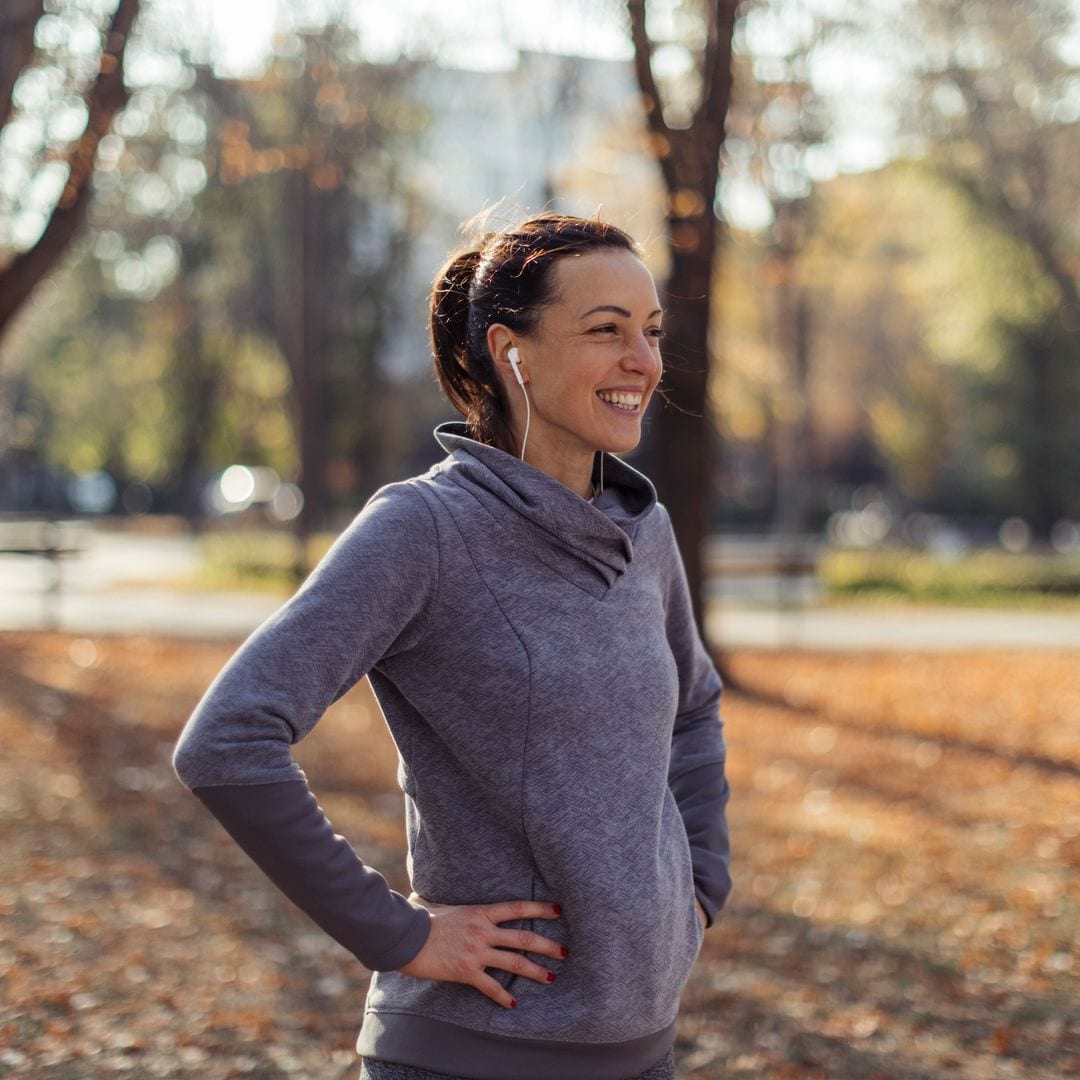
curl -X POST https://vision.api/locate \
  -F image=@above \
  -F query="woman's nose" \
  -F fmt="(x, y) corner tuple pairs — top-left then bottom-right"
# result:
(623, 333), (662, 380)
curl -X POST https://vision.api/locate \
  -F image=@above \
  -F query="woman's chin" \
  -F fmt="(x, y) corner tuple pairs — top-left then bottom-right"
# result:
(599, 431), (642, 456)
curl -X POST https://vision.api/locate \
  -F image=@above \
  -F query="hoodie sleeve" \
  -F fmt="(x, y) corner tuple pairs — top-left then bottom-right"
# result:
(172, 481), (440, 971)
(657, 505), (732, 929)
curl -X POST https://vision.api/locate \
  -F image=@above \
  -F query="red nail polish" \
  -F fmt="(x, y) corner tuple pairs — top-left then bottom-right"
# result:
(559, 946), (569, 958)
(510, 998), (518, 1008)
(546, 971), (556, 982)
(553, 905), (562, 916)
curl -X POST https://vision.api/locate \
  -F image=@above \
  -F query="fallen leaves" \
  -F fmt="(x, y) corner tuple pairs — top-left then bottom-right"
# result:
(0, 633), (1077, 1077)
(680, 648), (1080, 1078)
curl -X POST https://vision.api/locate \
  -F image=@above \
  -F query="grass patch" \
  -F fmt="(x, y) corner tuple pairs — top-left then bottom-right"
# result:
(821, 548), (1080, 609)
(186, 532), (1080, 611)
(190, 530), (337, 593)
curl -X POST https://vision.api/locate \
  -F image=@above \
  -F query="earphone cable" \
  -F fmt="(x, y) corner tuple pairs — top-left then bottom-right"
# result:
(518, 383), (531, 463)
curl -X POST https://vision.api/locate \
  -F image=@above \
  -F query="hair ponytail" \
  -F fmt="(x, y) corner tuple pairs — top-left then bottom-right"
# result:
(430, 248), (484, 416)
(430, 237), (515, 448)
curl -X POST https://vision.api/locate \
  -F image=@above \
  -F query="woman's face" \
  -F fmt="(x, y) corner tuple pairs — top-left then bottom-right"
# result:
(509, 248), (664, 461)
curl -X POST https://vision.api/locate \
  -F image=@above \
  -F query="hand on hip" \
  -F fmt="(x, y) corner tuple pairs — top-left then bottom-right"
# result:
(397, 893), (567, 1009)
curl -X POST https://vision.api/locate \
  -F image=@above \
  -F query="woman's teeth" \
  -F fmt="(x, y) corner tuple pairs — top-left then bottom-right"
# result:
(597, 390), (642, 411)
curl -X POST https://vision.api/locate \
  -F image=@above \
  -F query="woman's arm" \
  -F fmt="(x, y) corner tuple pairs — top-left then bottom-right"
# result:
(658, 506), (732, 930)
(173, 483), (441, 970)
(189, 780), (568, 995)
(192, 779), (431, 971)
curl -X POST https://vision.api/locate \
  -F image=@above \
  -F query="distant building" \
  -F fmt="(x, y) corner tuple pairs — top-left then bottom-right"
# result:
(379, 48), (667, 382)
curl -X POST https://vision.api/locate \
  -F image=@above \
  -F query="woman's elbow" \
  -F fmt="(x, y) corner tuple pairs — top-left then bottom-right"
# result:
(172, 728), (205, 791)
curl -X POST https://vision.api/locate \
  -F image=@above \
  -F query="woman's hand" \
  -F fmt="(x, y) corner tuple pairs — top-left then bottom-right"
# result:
(695, 898), (708, 931)
(397, 893), (566, 1008)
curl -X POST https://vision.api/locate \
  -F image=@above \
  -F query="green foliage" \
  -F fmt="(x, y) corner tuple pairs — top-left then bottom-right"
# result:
(11, 253), (178, 482)
(192, 528), (337, 592)
(197, 330), (295, 475)
(796, 155), (1079, 529)
(916, 166), (1064, 373)
(4, 20), (432, 517)
(822, 547), (1080, 608)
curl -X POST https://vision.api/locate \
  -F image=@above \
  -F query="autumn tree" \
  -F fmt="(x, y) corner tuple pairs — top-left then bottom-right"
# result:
(190, 26), (424, 562)
(892, 0), (1080, 531)
(626, 0), (742, 630)
(718, 6), (833, 539)
(4, 15), (427, 537)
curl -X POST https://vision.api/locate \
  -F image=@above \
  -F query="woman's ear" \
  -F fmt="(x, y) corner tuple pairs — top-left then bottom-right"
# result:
(487, 323), (526, 385)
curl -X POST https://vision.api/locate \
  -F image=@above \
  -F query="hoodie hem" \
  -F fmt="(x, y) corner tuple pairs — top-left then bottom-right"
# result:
(356, 1010), (678, 1080)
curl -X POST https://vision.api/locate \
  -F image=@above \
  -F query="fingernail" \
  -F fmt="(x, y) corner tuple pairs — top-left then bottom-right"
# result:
(546, 971), (556, 983)
(559, 946), (569, 958)
(510, 998), (518, 1008)
(552, 905), (562, 916)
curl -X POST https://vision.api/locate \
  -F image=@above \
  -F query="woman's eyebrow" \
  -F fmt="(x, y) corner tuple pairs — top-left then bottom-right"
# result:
(579, 304), (664, 319)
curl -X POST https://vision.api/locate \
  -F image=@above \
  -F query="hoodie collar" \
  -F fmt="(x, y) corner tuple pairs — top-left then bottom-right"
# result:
(433, 420), (656, 595)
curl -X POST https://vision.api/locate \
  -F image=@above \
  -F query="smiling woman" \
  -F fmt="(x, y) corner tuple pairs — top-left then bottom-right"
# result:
(431, 215), (665, 499)
(482, 247), (665, 498)
(173, 212), (731, 1080)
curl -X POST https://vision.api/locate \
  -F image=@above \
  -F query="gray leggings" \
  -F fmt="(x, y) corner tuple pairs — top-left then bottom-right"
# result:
(358, 1045), (676, 1080)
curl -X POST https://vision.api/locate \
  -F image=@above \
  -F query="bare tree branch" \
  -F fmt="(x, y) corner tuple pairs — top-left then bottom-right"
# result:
(694, 0), (739, 129)
(942, 60), (1080, 325)
(627, 0), (679, 190)
(0, 0), (140, 343)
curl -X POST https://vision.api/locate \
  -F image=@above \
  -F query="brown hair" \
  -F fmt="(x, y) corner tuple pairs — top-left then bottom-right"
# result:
(429, 212), (641, 449)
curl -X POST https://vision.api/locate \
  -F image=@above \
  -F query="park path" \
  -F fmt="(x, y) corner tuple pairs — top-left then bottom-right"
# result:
(2, 529), (1077, 649)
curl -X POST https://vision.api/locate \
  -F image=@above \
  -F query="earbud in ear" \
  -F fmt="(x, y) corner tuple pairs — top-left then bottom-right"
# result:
(508, 346), (525, 387)
(506, 346), (530, 462)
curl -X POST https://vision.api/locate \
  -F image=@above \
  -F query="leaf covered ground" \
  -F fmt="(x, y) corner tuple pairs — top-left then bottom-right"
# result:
(0, 632), (1077, 1078)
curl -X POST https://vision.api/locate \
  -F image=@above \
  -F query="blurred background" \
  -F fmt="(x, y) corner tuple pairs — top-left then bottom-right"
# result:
(1, 2), (1078, 1077)
(1, 0), (1077, 637)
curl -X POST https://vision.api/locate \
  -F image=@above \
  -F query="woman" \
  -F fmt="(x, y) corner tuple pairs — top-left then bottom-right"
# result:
(173, 213), (732, 1080)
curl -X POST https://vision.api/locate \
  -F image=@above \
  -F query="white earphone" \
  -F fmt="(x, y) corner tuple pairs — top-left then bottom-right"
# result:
(505, 345), (601, 493)
(507, 347), (530, 461)
(508, 346), (525, 387)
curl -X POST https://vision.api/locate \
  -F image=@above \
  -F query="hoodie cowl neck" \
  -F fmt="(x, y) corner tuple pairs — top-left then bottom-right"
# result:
(432, 420), (657, 596)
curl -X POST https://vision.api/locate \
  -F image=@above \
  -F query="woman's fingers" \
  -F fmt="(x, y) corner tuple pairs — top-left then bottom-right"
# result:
(473, 969), (518, 1009)
(491, 925), (568, 962)
(486, 945), (558, 986)
(483, 899), (562, 924)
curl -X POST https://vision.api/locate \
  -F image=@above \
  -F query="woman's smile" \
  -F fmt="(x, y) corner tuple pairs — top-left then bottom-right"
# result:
(596, 388), (646, 412)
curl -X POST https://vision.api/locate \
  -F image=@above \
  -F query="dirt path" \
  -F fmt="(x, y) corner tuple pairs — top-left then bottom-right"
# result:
(0, 633), (1076, 1078)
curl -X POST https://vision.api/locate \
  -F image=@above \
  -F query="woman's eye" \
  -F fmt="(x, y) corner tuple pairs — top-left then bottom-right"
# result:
(590, 325), (617, 335)
(648, 327), (665, 341)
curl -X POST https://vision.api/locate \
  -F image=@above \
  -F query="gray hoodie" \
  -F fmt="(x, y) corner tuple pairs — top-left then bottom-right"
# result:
(173, 421), (731, 1080)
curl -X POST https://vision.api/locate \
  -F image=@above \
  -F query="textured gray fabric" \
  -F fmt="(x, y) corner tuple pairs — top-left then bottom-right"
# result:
(358, 1045), (677, 1080)
(174, 420), (730, 1078)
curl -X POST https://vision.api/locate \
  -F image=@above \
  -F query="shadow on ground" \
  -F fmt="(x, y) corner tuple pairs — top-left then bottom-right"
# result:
(0, 633), (1077, 1078)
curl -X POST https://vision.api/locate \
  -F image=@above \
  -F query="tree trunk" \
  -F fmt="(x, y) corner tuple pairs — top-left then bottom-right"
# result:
(627, 0), (740, 635)
(654, 215), (719, 631)
(167, 243), (222, 528)
(292, 168), (325, 582)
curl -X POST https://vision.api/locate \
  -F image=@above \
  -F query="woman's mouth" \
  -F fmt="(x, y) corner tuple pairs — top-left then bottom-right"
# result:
(596, 389), (643, 413)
